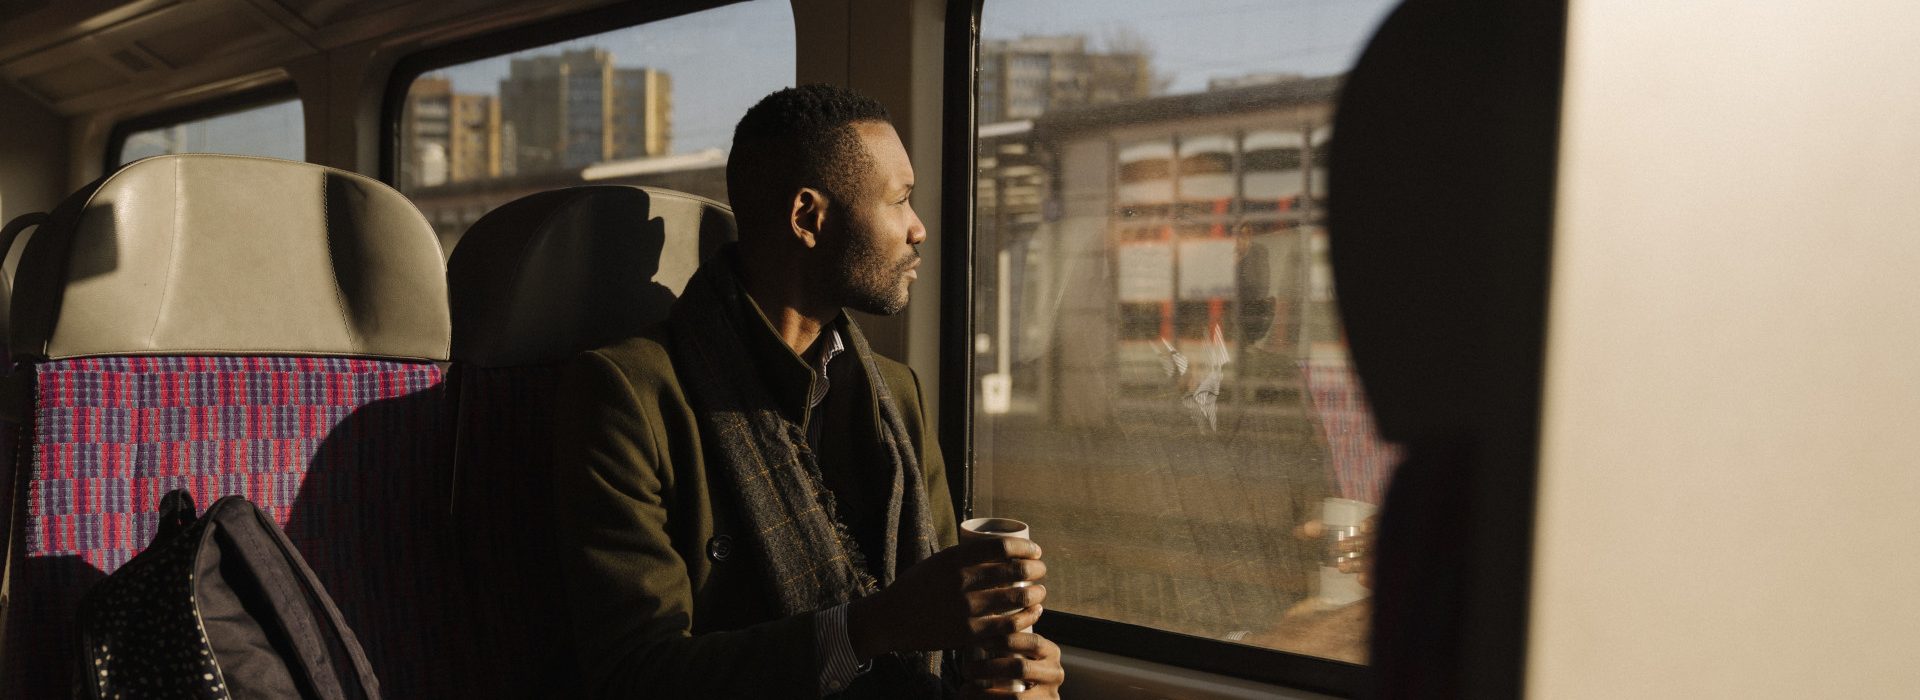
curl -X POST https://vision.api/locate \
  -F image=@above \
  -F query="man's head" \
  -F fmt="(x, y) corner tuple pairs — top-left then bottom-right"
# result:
(727, 85), (926, 315)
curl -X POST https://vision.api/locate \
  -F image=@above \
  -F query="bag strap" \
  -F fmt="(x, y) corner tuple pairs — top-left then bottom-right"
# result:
(155, 489), (198, 544)
(0, 213), (44, 270)
(212, 499), (382, 700)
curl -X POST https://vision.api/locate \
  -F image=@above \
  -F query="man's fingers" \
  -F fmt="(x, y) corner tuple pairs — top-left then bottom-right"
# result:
(1294, 519), (1326, 540)
(1003, 604), (1044, 634)
(968, 603), (1045, 637)
(1008, 559), (1047, 585)
(951, 536), (1042, 564)
(966, 654), (1065, 687)
(967, 584), (1046, 616)
(961, 654), (1029, 682)
(977, 632), (1060, 660)
(963, 559), (1046, 590)
(962, 635), (1064, 700)
(957, 685), (1027, 699)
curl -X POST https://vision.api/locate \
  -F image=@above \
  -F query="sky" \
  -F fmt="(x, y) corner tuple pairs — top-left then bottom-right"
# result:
(119, 99), (303, 166)
(982, 0), (1399, 94)
(431, 0), (795, 157)
(141, 0), (1401, 164)
(422, 0), (1399, 154)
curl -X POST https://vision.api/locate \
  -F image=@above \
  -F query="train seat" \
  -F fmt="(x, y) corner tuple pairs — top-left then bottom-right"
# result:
(0, 212), (39, 640)
(0, 154), (455, 697)
(445, 185), (733, 697)
(0, 211), (42, 370)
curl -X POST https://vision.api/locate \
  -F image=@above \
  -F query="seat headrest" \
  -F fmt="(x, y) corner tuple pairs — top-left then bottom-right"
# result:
(448, 185), (735, 367)
(1326, 1), (1556, 444)
(10, 155), (450, 362)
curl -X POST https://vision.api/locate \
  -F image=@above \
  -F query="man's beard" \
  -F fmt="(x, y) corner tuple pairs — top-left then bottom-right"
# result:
(824, 223), (917, 316)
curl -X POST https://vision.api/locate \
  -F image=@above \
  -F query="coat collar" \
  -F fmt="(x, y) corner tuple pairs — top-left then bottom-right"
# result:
(700, 250), (850, 428)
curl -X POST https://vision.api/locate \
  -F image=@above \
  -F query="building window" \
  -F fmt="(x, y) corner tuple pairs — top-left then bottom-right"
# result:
(391, 1), (792, 253)
(969, 0), (1400, 683)
(111, 86), (303, 168)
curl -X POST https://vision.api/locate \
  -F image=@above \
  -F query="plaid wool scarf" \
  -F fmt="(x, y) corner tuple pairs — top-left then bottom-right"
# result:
(667, 256), (944, 694)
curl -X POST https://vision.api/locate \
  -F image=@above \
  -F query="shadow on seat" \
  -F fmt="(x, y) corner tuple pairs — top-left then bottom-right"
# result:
(445, 185), (734, 698)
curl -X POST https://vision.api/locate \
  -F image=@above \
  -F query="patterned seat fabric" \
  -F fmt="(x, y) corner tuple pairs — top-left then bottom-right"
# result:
(6, 357), (453, 698)
(0, 155), (456, 697)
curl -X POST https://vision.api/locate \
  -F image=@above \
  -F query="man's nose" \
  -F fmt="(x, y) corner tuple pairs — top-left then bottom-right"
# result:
(907, 210), (928, 245)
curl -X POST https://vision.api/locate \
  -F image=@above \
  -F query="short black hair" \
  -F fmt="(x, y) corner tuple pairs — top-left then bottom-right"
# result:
(726, 84), (892, 235)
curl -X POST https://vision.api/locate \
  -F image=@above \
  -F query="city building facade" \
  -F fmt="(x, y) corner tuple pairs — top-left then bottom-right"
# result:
(449, 93), (501, 183)
(611, 67), (671, 161)
(402, 76), (453, 188)
(978, 35), (1154, 125)
(498, 49), (670, 174)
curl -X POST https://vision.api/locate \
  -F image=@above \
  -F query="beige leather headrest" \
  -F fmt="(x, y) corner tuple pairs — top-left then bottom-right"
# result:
(448, 186), (735, 367)
(10, 155), (450, 361)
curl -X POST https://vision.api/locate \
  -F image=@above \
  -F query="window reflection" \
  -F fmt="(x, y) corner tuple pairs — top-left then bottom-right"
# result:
(975, 0), (1400, 665)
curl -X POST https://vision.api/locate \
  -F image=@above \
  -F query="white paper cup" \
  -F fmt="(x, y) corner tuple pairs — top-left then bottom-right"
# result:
(1317, 497), (1376, 607)
(960, 517), (1031, 542)
(959, 517), (1034, 692)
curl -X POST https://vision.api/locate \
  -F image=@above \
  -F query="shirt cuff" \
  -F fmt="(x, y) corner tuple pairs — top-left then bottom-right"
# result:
(815, 603), (871, 696)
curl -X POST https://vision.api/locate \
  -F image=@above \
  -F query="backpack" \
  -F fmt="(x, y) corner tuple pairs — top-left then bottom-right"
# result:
(75, 490), (382, 699)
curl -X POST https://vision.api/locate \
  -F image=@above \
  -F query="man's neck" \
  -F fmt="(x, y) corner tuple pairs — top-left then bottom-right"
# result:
(736, 245), (840, 356)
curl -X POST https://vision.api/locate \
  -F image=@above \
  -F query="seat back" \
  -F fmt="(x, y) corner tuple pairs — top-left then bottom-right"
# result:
(0, 155), (455, 698)
(0, 210), (43, 369)
(445, 185), (733, 697)
(0, 213), (39, 650)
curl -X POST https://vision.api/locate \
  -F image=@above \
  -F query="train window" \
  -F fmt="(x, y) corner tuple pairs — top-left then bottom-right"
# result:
(967, 0), (1398, 688)
(388, 0), (794, 251)
(108, 85), (303, 168)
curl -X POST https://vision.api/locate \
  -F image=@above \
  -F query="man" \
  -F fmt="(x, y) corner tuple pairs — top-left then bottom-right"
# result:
(554, 85), (1066, 698)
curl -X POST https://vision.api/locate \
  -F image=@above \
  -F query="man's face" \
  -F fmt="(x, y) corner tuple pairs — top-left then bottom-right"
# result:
(818, 121), (926, 316)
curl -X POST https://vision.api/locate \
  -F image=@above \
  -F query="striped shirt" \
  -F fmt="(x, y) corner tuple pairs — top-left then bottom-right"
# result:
(805, 327), (869, 696)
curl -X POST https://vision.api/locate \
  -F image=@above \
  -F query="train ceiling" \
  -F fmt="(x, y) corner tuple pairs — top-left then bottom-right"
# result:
(0, 0), (619, 115)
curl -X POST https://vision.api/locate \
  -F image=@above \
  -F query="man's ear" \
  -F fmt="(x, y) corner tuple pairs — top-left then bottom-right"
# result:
(789, 187), (830, 248)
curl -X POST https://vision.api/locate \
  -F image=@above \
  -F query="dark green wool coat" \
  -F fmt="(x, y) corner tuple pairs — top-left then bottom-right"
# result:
(553, 296), (958, 699)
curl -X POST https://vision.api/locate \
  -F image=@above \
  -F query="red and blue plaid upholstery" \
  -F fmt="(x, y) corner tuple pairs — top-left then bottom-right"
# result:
(3, 356), (454, 698)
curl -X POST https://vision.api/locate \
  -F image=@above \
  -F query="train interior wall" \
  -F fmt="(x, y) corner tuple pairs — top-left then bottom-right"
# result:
(1531, 1), (1920, 696)
(0, 80), (68, 236)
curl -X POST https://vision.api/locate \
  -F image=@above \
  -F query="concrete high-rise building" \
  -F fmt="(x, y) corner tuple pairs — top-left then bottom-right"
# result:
(978, 35), (1153, 124)
(612, 67), (671, 160)
(498, 49), (671, 174)
(401, 76), (505, 186)
(449, 93), (501, 183)
(499, 49), (603, 173)
(403, 76), (453, 187)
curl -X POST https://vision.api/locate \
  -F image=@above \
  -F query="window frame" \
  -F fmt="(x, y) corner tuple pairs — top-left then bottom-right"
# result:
(938, 0), (1366, 694)
(377, 0), (757, 186)
(103, 82), (302, 174)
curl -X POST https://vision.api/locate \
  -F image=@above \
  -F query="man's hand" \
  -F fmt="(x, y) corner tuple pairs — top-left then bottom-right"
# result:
(1294, 515), (1377, 590)
(961, 632), (1065, 698)
(846, 537), (1047, 657)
